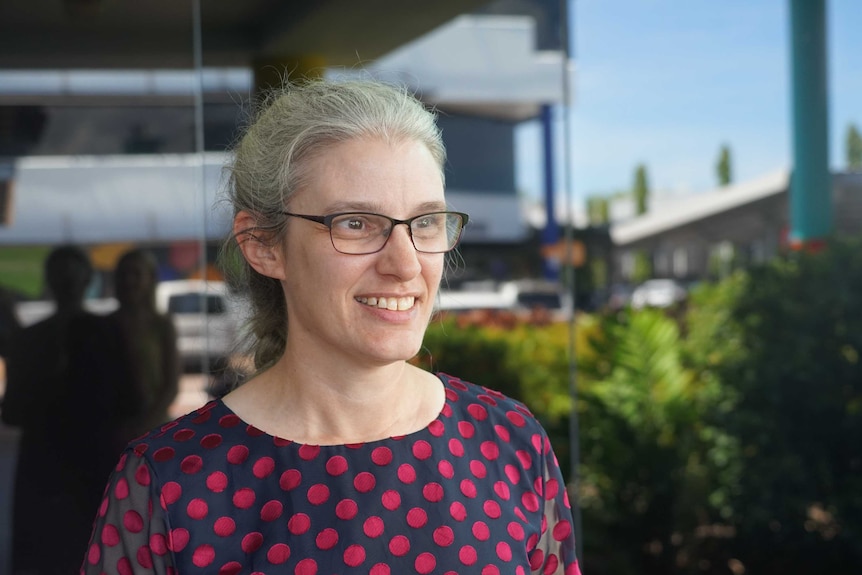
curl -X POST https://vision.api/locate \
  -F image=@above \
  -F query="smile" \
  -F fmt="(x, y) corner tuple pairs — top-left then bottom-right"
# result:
(355, 296), (416, 311)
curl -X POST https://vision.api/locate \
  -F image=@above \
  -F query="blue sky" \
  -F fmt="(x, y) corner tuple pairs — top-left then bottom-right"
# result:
(516, 0), (862, 206)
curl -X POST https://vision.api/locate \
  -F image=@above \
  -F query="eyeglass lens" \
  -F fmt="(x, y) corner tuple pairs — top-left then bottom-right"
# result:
(329, 212), (464, 254)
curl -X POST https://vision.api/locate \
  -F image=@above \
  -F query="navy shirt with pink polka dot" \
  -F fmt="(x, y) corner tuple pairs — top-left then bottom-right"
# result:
(82, 373), (581, 575)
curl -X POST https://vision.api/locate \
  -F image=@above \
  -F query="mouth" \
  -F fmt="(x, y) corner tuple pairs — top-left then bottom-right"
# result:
(355, 296), (416, 311)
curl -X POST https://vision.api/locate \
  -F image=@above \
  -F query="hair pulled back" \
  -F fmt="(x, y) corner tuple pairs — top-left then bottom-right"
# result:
(222, 78), (446, 372)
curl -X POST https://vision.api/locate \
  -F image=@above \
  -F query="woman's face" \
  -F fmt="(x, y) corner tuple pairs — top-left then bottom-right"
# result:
(277, 136), (446, 368)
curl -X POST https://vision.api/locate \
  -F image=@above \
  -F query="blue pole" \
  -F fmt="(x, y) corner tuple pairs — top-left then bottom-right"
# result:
(541, 104), (560, 279)
(789, 0), (831, 246)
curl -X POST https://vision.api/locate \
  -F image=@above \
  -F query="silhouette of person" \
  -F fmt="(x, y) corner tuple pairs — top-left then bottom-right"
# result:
(106, 248), (179, 440)
(1, 245), (114, 575)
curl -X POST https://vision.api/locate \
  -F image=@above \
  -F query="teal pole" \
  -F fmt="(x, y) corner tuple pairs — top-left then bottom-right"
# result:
(789, 0), (832, 245)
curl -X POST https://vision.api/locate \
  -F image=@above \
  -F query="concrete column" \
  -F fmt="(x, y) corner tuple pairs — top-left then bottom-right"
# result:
(541, 104), (560, 280)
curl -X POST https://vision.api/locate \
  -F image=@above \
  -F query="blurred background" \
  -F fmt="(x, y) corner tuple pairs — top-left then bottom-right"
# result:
(0, 1), (861, 573)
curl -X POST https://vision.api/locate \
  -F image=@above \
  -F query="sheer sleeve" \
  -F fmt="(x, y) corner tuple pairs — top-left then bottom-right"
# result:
(80, 450), (176, 575)
(531, 432), (582, 575)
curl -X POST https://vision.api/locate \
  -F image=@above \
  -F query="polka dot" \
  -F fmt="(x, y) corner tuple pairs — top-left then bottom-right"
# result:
(87, 543), (100, 565)
(480, 441), (500, 461)
(99, 496), (109, 516)
(433, 526), (454, 547)
(522, 492), (540, 513)
(407, 507), (428, 528)
(137, 546), (155, 569)
(241, 532), (264, 553)
(531, 434), (543, 453)
(284, 513), (309, 535)
(298, 444), (321, 461)
(381, 490), (401, 510)
(484, 500), (502, 519)
(529, 549), (545, 570)
(517, 450), (533, 469)
(354, 471), (376, 493)
(496, 541), (513, 561)
(245, 425), (265, 437)
(227, 445), (249, 465)
(428, 419), (445, 437)
(506, 411), (527, 427)
(412, 440), (432, 460)
(232, 488), (255, 509)
(316, 528), (339, 550)
(415, 552), (436, 574)
(114, 478), (129, 499)
(187, 498), (209, 520)
(505, 464), (520, 484)
(134, 464), (151, 486)
(459, 545), (478, 566)
(181, 455), (203, 474)
(253, 457), (276, 478)
(507, 522), (525, 541)
(219, 413), (241, 427)
(543, 554), (559, 574)
(122, 510), (143, 533)
(449, 501), (467, 522)
(363, 516), (384, 538)
(483, 565), (502, 575)
(372, 446), (393, 466)
(467, 404), (488, 421)
(206, 471), (228, 492)
(494, 481), (511, 500)
(438, 460), (455, 479)
(397, 463), (416, 484)
(150, 533), (168, 556)
(192, 544), (215, 567)
(308, 484), (330, 505)
(553, 520), (573, 541)
(494, 424), (511, 442)
(460, 479), (477, 498)
(267, 543), (290, 564)
(389, 535), (410, 556)
(168, 528), (190, 552)
(101, 524), (120, 546)
(343, 544), (366, 567)
(153, 447), (175, 462)
(219, 562), (242, 575)
(336, 498), (359, 520)
(370, 564), (391, 575)
(477, 394), (497, 406)
(470, 460), (487, 478)
(326, 455), (349, 476)
(458, 421), (475, 438)
(117, 557), (132, 575)
(214, 516), (236, 537)
(472, 521), (490, 541)
(423, 482), (444, 502)
(295, 558), (318, 575)
(200, 433), (223, 449)
(545, 478), (560, 500)
(279, 469), (302, 491)
(260, 500), (284, 521)
(448, 438), (465, 457)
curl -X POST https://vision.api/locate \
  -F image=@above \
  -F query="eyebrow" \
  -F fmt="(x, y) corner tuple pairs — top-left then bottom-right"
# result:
(322, 200), (449, 214)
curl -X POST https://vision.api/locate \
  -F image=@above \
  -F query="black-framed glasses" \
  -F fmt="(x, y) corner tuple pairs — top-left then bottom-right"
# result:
(282, 210), (469, 255)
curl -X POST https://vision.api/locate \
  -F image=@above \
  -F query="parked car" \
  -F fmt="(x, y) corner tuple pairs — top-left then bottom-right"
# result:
(630, 279), (688, 309)
(155, 280), (240, 373)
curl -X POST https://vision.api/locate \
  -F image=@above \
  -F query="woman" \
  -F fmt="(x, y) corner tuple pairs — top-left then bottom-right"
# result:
(82, 78), (580, 575)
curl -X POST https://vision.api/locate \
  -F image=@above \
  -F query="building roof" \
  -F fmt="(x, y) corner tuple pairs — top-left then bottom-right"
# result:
(610, 169), (790, 246)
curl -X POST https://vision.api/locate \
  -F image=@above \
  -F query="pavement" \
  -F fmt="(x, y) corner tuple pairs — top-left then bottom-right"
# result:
(0, 374), (212, 574)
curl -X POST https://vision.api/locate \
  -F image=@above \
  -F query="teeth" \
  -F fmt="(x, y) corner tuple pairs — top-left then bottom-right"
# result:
(356, 296), (415, 310)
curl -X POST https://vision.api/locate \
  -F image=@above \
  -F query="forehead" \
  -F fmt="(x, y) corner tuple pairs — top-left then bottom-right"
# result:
(294, 137), (445, 212)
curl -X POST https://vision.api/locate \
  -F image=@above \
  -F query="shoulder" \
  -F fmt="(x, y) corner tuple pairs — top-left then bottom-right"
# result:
(436, 372), (543, 432)
(126, 400), (236, 462)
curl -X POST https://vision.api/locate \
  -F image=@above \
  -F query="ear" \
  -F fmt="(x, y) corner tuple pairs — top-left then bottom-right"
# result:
(233, 210), (287, 280)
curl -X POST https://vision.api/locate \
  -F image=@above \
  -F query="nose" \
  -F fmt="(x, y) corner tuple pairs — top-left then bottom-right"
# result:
(375, 222), (421, 279)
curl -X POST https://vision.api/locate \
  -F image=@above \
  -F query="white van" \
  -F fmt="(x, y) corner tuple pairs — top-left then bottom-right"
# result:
(155, 280), (240, 373)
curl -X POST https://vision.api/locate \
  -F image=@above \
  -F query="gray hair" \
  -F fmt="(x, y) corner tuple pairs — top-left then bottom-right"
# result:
(221, 78), (447, 372)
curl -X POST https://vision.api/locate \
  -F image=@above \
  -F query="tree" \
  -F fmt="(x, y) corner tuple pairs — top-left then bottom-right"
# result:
(716, 144), (732, 186)
(633, 164), (649, 215)
(587, 196), (610, 226)
(846, 123), (862, 170)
